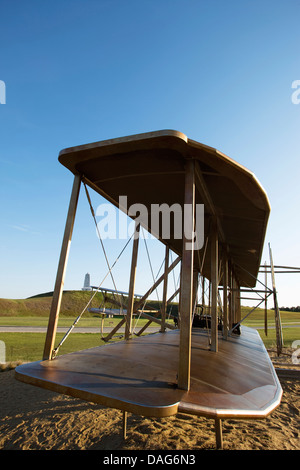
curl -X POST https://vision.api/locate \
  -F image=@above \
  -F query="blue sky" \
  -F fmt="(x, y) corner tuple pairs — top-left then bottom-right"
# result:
(0, 0), (300, 307)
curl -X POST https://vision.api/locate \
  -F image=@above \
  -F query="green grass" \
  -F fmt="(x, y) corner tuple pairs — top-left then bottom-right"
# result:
(0, 332), (123, 363)
(258, 327), (299, 349)
(1, 325), (299, 363)
(0, 316), (150, 328)
(1, 290), (299, 363)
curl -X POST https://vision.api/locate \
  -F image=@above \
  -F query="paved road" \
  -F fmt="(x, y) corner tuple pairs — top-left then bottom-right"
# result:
(1, 324), (300, 334)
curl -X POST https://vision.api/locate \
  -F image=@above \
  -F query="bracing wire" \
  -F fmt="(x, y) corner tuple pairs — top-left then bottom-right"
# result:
(132, 229), (165, 334)
(52, 232), (134, 357)
(83, 180), (124, 310)
(52, 180), (134, 357)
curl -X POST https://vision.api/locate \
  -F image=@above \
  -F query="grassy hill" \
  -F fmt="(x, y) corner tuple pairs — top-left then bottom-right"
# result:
(1, 290), (299, 326)
(0, 290), (177, 318)
(0, 291), (105, 317)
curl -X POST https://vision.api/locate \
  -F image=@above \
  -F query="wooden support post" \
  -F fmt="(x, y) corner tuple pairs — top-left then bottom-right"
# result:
(228, 271), (231, 327)
(231, 277), (235, 325)
(210, 217), (218, 352)
(264, 261), (268, 336)
(222, 252), (228, 340)
(178, 159), (195, 391)
(103, 317), (126, 342)
(201, 275), (205, 306)
(269, 243), (283, 355)
(236, 282), (241, 324)
(192, 269), (199, 316)
(177, 262), (182, 329)
(136, 312), (159, 336)
(232, 276), (238, 325)
(228, 265), (234, 329)
(125, 222), (140, 340)
(122, 411), (127, 440)
(160, 245), (169, 332)
(43, 174), (81, 360)
(139, 311), (176, 329)
(215, 418), (223, 449)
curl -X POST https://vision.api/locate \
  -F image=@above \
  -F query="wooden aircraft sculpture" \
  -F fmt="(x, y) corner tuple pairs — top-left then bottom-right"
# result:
(15, 130), (282, 449)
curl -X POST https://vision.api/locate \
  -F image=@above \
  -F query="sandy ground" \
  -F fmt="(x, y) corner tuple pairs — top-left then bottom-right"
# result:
(0, 350), (299, 452)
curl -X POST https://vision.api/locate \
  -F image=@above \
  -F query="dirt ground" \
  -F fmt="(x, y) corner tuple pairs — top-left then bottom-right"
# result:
(0, 349), (299, 452)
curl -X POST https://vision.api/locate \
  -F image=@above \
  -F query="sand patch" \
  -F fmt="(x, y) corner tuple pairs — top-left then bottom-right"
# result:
(0, 367), (298, 451)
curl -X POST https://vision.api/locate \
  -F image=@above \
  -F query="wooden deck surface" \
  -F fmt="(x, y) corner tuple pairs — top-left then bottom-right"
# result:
(15, 327), (282, 419)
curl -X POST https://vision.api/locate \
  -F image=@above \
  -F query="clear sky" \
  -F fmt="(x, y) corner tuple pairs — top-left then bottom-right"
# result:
(0, 0), (300, 308)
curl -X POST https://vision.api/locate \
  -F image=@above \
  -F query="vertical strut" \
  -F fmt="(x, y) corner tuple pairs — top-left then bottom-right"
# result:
(264, 261), (268, 336)
(223, 251), (228, 339)
(178, 159), (195, 391)
(269, 243), (283, 355)
(125, 221), (140, 340)
(210, 217), (218, 352)
(43, 174), (81, 360)
(160, 245), (170, 332)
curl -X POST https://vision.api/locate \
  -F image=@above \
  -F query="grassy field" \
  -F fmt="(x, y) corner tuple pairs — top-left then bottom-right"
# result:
(1, 290), (299, 363)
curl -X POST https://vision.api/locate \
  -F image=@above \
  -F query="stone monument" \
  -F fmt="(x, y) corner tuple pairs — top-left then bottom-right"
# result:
(82, 273), (92, 291)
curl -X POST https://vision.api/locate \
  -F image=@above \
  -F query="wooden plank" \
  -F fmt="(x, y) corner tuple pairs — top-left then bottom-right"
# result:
(210, 217), (218, 352)
(43, 174), (81, 360)
(178, 159), (195, 391)
(222, 252), (228, 340)
(160, 245), (169, 332)
(16, 327), (282, 421)
(125, 222), (140, 340)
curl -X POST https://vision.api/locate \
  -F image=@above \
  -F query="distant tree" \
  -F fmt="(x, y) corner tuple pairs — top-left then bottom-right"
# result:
(279, 306), (300, 312)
